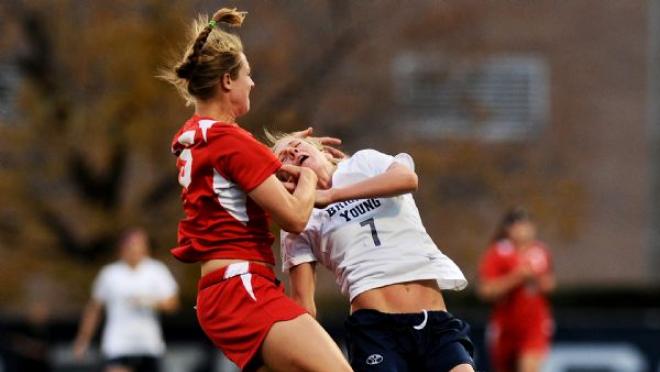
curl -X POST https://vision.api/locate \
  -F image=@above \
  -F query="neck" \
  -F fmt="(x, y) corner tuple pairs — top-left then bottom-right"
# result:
(195, 98), (237, 123)
(513, 240), (533, 250)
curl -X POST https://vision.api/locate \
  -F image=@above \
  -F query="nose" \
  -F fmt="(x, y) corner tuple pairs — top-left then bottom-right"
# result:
(282, 147), (298, 161)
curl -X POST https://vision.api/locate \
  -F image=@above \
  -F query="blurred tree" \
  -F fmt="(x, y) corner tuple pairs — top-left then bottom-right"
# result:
(0, 0), (586, 313)
(0, 0), (391, 312)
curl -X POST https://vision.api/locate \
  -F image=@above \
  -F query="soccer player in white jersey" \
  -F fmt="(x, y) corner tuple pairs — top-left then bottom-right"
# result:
(73, 228), (179, 372)
(271, 134), (476, 372)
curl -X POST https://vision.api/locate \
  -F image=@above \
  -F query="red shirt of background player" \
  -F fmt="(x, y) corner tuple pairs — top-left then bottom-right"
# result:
(479, 239), (553, 335)
(478, 234), (555, 372)
(170, 115), (280, 264)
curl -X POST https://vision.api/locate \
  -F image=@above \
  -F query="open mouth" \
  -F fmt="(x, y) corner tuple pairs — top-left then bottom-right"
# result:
(298, 155), (309, 166)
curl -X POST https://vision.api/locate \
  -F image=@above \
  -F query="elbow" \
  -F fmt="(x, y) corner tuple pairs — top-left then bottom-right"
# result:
(160, 297), (180, 314)
(398, 168), (418, 193)
(280, 209), (311, 234)
(477, 284), (496, 302)
(408, 172), (419, 192)
(281, 219), (307, 234)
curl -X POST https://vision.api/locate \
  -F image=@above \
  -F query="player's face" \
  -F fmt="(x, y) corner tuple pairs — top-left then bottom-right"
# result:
(508, 220), (536, 245)
(120, 231), (149, 266)
(274, 137), (328, 176)
(229, 53), (255, 117)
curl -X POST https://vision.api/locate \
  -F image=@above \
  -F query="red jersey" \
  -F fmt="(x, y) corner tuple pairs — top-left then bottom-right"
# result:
(170, 115), (281, 264)
(478, 240), (553, 330)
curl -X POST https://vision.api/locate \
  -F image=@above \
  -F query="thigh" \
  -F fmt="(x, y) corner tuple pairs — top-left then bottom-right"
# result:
(424, 341), (475, 372)
(134, 356), (160, 372)
(105, 357), (133, 372)
(197, 274), (307, 370)
(259, 313), (352, 372)
(488, 324), (517, 372)
(423, 313), (475, 372)
(519, 318), (552, 357)
(105, 367), (131, 372)
(450, 364), (475, 372)
(518, 352), (544, 372)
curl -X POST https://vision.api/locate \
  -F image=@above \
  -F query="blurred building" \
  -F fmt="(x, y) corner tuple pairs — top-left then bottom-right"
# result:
(281, 0), (650, 288)
(0, 0), (654, 312)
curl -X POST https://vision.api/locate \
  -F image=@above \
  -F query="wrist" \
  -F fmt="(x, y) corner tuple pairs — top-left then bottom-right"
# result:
(327, 187), (339, 204)
(299, 168), (317, 183)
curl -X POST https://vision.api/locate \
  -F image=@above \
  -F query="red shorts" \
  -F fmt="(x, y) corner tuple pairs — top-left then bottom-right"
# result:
(487, 318), (553, 372)
(196, 262), (307, 370)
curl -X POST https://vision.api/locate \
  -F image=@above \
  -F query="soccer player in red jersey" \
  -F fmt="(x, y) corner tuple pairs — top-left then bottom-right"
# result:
(161, 8), (351, 372)
(477, 207), (556, 372)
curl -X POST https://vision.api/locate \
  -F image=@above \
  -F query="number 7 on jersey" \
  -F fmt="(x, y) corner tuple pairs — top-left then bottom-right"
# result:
(360, 217), (381, 246)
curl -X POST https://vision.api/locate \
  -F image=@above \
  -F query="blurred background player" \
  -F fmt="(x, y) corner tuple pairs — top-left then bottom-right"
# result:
(477, 207), (556, 372)
(161, 7), (352, 372)
(271, 133), (475, 372)
(72, 228), (179, 372)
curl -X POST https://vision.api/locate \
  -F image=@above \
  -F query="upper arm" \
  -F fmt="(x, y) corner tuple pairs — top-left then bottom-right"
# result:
(84, 298), (104, 319)
(91, 269), (109, 304)
(155, 263), (179, 299)
(209, 129), (281, 193)
(384, 160), (418, 190)
(478, 249), (503, 283)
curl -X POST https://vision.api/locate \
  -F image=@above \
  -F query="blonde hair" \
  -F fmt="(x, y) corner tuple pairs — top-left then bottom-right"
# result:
(161, 8), (246, 105)
(264, 129), (342, 166)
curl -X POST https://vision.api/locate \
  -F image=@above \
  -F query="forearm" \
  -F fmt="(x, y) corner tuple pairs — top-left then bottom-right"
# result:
(330, 164), (418, 203)
(537, 273), (556, 294)
(479, 273), (524, 301)
(249, 172), (317, 234)
(75, 302), (101, 344)
(154, 295), (179, 314)
(290, 170), (317, 219)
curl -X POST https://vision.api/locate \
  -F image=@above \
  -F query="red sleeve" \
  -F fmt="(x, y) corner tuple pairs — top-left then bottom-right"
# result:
(208, 127), (282, 192)
(479, 246), (504, 281)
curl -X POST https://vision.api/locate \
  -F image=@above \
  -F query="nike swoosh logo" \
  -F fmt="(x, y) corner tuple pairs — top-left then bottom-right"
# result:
(413, 309), (428, 330)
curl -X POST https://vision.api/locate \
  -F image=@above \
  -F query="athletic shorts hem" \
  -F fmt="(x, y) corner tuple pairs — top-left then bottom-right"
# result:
(196, 263), (307, 370)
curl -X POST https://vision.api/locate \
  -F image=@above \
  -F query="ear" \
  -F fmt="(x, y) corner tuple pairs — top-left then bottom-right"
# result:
(220, 72), (233, 91)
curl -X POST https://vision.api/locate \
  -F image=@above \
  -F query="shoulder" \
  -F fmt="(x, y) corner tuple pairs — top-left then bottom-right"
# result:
(533, 241), (552, 256)
(143, 258), (171, 273)
(350, 149), (391, 162)
(205, 122), (253, 142)
(488, 240), (515, 258)
(339, 149), (393, 170)
(98, 262), (122, 280)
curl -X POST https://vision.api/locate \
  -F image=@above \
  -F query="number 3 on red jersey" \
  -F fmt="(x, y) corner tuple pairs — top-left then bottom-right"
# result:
(177, 149), (193, 189)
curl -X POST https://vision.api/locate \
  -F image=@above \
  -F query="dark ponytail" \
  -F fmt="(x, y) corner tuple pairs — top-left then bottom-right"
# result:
(491, 207), (532, 243)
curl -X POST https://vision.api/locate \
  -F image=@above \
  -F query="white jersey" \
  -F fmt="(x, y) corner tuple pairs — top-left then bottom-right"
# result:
(92, 258), (178, 358)
(281, 149), (467, 301)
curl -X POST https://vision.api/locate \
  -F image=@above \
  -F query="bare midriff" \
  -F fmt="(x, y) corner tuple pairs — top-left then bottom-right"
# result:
(350, 279), (447, 314)
(201, 258), (272, 277)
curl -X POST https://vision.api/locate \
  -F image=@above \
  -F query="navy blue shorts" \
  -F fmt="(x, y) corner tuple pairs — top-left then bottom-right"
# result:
(104, 355), (160, 372)
(345, 309), (475, 372)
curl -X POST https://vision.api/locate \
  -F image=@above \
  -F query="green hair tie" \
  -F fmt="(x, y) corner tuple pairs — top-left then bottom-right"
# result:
(208, 20), (218, 29)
